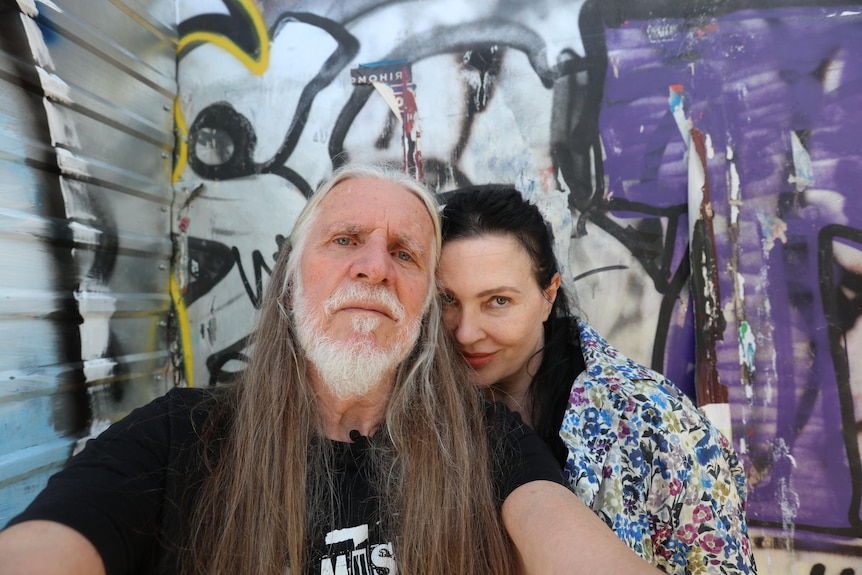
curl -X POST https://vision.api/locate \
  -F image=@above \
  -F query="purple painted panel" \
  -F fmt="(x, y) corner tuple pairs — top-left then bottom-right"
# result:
(601, 6), (862, 537)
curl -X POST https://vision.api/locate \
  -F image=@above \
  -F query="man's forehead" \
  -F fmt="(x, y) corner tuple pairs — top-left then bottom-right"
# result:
(316, 179), (434, 241)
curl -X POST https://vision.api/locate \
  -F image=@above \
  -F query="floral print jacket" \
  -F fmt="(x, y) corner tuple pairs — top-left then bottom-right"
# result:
(560, 320), (756, 574)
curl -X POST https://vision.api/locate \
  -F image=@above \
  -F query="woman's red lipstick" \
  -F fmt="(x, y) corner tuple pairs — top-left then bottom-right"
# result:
(461, 352), (495, 367)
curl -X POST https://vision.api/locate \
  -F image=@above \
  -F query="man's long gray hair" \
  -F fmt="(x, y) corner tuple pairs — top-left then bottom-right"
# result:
(182, 164), (516, 574)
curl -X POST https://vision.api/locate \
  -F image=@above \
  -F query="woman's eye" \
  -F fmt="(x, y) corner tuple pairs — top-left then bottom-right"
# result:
(492, 296), (510, 307)
(439, 293), (455, 305)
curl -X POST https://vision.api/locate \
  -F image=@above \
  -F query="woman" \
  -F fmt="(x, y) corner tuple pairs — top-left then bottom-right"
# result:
(439, 186), (756, 575)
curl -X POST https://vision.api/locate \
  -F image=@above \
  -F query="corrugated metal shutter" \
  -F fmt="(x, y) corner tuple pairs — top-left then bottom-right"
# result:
(0, 0), (177, 524)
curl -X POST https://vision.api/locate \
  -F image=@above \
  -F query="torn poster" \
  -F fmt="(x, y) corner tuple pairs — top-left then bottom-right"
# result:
(351, 59), (422, 180)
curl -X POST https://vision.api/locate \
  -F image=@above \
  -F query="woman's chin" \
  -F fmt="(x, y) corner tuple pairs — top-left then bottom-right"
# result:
(467, 369), (496, 389)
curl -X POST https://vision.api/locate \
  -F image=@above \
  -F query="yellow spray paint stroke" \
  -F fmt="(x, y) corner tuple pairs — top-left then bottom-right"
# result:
(171, 96), (187, 185)
(176, 0), (270, 76)
(170, 97), (192, 385)
(170, 273), (195, 387)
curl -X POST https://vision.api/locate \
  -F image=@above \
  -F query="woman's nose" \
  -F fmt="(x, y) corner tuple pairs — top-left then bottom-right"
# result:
(453, 308), (484, 346)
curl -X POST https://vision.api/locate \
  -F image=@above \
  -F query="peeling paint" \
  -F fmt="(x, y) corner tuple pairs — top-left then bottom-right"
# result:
(55, 147), (91, 179)
(15, 0), (39, 17)
(82, 357), (117, 382)
(765, 338), (776, 406)
(738, 320), (756, 375)
(822, 55), (844, 93)
(668, 84), (691, 149)
(788, 131), (814, 192)
(20, 13), (55, 70)
(772, 438), (800, 551)
(36, 67), (73, 105)
(727, 145), (741, 225)
(61, 179), (95, 220)
(757, 212), (789, 254)
(43, 101), (81, 149)
(74, 289), (116, 366)
(735, 270), (745, 305)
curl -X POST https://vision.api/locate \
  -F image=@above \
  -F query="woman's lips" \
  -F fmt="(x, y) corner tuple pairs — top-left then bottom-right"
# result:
(461, 352), (495, 368)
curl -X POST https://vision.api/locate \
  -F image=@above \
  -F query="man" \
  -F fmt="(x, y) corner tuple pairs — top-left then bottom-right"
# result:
(0, 164), (659, 574)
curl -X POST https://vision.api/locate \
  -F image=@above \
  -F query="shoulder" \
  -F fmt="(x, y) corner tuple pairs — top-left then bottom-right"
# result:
(571, 319), (699, 417)
(70, 387), (230, 475)
(574, 319), (660, 386)
(572, 323), (743, 475)
(563, 321), (735, 477)
(4, 388), (226, 574)
(161, 386), (224, 426)
(97, 386), (222, 442)
(148, 385), (218, 414)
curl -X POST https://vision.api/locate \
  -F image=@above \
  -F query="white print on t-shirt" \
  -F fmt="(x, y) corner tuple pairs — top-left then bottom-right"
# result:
(320, 523), (396, 575)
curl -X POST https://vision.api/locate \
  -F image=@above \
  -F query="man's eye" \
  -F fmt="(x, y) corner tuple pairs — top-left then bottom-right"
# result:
(395, 250), (413, 262)
(334, 237), (351, 246)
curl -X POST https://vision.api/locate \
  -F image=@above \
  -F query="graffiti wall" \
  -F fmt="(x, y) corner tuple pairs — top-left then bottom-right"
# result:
(171, 0), (862, 571)
(3, 0), (859, 571)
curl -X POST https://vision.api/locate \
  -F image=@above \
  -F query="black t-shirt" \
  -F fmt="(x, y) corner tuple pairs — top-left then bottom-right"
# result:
(7, 387), (563, 574)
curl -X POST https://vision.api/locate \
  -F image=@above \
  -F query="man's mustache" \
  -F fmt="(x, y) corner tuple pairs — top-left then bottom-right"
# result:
(323, 283), (405, 323)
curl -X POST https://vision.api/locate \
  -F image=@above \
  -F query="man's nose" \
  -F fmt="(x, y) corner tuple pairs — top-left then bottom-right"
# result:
(350, 238), (392, 284)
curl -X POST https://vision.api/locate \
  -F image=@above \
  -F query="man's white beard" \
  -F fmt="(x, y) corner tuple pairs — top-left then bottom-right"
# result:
(293, 280), (421, 400)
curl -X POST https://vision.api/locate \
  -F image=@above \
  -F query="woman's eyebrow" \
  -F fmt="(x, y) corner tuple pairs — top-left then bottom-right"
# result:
(475, 286), (521, 298)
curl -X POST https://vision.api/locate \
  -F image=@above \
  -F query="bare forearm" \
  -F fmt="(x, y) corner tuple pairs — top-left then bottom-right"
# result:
(503, 481), (662, 575)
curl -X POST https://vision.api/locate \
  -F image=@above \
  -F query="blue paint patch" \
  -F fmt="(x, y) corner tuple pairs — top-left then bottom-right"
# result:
(36, 19), (60, 45)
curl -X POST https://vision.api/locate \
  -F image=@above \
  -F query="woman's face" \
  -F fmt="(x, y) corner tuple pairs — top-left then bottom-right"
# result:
(438, 234), (559, 394)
